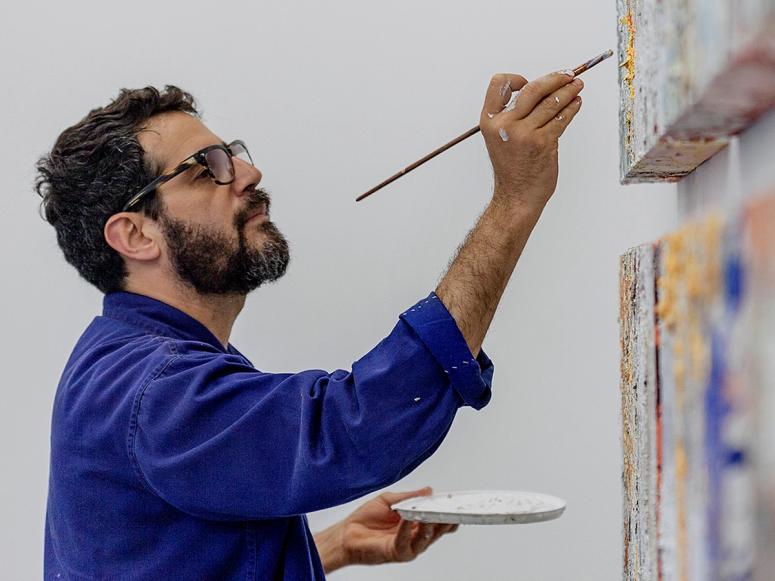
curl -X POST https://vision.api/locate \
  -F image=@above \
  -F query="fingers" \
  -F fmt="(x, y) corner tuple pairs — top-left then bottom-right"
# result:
(524, 78), (583, 129)
(393, 519), (415, 561)
(394, 520), (460, 562)
(542, 95), (583, 137)
(413, 523), (458, 554)
(507, 70), (577, 120)
(481, 74), (528, 122)
(410, 523), (437, 555)
(429, 523), (456, 544)
(381, 486), (432, 507)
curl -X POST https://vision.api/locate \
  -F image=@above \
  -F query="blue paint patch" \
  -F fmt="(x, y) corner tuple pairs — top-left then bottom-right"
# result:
(725, 253), (744, 313)
(725, 449), (745, 466)
(704, 331), (729, 566)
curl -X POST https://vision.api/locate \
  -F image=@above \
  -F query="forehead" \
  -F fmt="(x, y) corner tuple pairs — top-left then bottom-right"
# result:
(137, 111), (223, 173)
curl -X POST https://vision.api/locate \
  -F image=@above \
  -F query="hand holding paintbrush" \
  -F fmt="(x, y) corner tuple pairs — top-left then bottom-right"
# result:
(481, 67), (586, 211)
(416, 51), (614, 358)
(356, 50), (613, 202)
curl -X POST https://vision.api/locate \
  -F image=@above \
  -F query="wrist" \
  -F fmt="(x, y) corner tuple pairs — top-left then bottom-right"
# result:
(488, 192), (545, 224)
(314, 522), (348, 574)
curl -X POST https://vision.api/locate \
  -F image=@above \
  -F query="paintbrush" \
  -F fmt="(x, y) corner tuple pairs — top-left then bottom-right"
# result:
(355, 49), (614, 202)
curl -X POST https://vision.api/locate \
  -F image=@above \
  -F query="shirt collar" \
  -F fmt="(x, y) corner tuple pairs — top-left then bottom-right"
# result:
(102, 291), (231, 352)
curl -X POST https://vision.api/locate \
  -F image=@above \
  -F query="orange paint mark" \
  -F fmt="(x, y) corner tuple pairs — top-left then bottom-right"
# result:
(619, 2), (637, 152)
(620, 4), (636, 101)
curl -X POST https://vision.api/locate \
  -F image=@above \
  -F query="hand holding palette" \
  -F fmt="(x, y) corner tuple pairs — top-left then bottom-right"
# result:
(391, 490), (566, 525)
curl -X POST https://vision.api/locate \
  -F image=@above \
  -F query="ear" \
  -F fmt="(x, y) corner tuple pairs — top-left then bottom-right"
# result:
(104, 212), (162, 263)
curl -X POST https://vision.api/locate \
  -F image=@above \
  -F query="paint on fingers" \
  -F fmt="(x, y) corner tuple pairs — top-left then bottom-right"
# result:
(487, 89), (519, 119)
(499, 79), (512, 98)
(498, 127), (509, 142)
(503, 90), (520, 112)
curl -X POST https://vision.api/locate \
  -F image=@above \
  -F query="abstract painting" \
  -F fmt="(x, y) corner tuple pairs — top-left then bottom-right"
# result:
(616, 0), (775, 183)
(619, 194), (775, 579)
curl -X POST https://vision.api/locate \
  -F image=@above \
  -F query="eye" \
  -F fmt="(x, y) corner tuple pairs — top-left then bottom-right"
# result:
(195, 168), (211, 180)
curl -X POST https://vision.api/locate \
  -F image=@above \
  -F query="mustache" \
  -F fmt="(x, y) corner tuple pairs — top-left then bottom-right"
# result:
(235, 187), (272, 227)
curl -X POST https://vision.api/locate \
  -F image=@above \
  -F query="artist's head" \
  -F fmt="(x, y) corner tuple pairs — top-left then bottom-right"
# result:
(35, 85), (290, 296)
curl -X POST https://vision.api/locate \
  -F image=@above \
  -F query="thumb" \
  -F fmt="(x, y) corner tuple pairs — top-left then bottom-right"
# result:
(382, 486), (433, 507)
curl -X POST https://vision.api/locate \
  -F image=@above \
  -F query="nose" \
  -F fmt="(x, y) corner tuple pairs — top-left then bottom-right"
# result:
(231, 157), (262, 197)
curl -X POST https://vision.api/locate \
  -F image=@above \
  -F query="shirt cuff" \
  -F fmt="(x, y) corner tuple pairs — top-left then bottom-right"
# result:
(399, 292), (494, 410)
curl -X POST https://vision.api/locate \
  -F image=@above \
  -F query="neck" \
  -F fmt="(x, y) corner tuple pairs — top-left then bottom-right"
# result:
(124, 279), (245, 349)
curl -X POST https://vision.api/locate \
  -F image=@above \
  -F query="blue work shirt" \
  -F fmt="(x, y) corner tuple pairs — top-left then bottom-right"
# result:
(45, 290), (494, 580)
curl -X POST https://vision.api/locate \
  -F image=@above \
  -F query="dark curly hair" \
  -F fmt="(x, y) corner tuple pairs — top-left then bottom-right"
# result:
(35, 85), (200, 293)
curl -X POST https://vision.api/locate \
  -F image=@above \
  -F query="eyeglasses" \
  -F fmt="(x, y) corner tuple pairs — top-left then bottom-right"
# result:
(122, 139), (254, 211)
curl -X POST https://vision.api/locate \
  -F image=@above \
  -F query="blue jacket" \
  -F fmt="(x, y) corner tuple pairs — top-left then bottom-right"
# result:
(45, 291), (494, 579)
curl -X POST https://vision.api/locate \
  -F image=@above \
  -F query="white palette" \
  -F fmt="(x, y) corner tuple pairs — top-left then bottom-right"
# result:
(391, 490), (566, 525)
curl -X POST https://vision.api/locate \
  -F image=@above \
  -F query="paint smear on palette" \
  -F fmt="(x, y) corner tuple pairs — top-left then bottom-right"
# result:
(618, 196), (775, 579)
(403, 492), (558, 514)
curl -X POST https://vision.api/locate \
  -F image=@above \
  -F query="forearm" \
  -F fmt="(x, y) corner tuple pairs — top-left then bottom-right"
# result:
(314, 522), (348, 574)
(438, 66), (584, 355)
(435, 193), (544, 356)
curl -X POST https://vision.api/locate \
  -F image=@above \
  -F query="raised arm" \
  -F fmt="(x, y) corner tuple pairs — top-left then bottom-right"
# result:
(130, 295), (493, 521)
(436, 71), (584, 356)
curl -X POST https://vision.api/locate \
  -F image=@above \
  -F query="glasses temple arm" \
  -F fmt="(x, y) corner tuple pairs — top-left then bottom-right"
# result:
(121, 158), (197, 211)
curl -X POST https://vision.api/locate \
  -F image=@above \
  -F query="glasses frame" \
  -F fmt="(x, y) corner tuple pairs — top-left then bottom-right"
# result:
(121, 139), (252, 212)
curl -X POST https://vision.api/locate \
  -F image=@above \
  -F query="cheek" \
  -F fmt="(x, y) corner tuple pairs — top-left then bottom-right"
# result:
(163, 185), (242, 230)
(177, 203), (233, 228)
(164, 183), (223, 215)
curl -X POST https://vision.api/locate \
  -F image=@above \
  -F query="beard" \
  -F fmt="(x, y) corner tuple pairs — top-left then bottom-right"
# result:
(159, 188), (290, 296)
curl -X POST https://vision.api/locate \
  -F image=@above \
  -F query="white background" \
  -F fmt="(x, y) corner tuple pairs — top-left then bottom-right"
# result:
(0, 1), (700, 579)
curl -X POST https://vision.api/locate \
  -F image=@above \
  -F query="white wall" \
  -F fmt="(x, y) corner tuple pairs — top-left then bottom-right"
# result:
(0, 2), (679, 579)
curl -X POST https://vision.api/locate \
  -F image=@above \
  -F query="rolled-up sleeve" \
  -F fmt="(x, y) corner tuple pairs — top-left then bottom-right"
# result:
(130, 291), (494, 520)
(399, 292), (493, 409)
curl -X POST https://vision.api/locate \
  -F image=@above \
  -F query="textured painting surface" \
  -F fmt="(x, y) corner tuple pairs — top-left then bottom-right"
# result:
(619, 195), (775, 579)
(617, 0), (775, 183)
(620, 245), (659, 580)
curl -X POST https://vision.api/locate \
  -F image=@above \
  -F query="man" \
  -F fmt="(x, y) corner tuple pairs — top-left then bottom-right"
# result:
(36, 70), (582, 579)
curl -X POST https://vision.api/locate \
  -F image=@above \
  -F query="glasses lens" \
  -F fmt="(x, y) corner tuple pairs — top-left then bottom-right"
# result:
(230, 141), (254, 166)
(204, 148), (234, 183)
